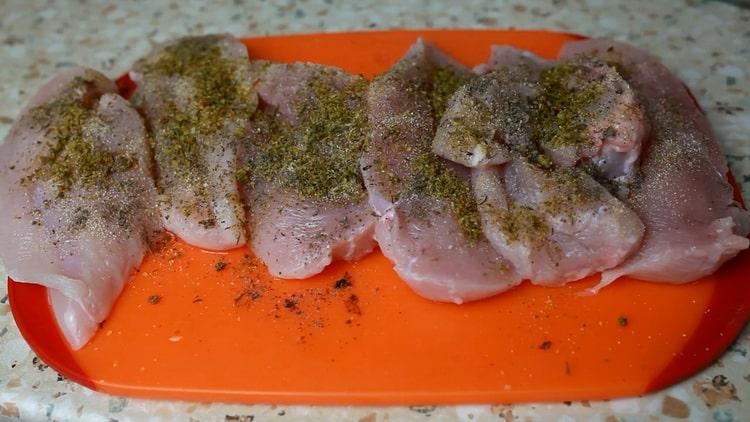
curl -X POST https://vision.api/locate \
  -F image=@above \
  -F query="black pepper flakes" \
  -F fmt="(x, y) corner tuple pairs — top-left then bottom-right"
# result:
(284, 297), (298, 310)
(147, 294), (161, 304)
(333, 273), (352, 289)
(618, 315), (629, 327)
(345, 294), (361, 315)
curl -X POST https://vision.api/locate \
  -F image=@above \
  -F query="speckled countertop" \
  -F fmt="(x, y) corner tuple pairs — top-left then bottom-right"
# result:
(1, 0), (750, 421)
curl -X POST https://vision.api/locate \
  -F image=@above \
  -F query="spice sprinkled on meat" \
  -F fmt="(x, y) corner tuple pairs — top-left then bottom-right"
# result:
(239, 63), (376, 279)
(130, 34), (257, 250)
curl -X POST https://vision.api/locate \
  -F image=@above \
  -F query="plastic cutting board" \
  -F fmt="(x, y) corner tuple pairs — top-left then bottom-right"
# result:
(8, 29), (750, 405)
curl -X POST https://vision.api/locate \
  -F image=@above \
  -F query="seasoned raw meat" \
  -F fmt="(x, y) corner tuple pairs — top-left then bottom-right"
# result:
(363, 39), (475, 214)
(474, 45), (550, 74)
(130, 34), (256, 250)
(0, 68), (161, 349)
(365, 41), (520, 303)
(472, 159), (644, 284)
(432, 66), (532, 167)
(560, 39), (750, 286)
(435, 45), (647, 181)
(376, 159), (520, 303)
(239, 63), (376, 278)
(432, 45), (646, 285)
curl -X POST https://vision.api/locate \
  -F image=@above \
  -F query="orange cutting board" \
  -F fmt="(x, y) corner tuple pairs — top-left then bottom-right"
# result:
(8, 30), (750, 405)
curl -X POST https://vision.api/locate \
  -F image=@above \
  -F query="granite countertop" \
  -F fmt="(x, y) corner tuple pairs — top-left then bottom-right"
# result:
(1, 0), (749, 420)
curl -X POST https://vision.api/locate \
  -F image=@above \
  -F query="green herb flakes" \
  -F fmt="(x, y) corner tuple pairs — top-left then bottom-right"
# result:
(242, 71), (369, 205)
(531, 63), (604, 150)
(409, 154), (482, 243)
(25, 80), (135, 198)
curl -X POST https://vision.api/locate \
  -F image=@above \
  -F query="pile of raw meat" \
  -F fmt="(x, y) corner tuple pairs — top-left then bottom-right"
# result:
(1, 35), (747, 349)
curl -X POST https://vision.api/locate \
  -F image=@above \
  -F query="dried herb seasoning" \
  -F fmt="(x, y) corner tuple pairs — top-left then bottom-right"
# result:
(494, 203), (550, 245)
(539, 166), (602, 215)
(408, 153), (483, 243)
(429, 67), (470, 121)
(531, 63), (605, 150)
(241, 70), (369, 205)
(25, 78), (135, 198)
(140, 36), (256, 209)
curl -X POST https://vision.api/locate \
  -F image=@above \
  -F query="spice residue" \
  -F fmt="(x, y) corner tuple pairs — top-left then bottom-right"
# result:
(408, 153), (482, 243)
(137, 35), (257, 212)
(241, 70), (369, 205)
(429, 67), (471, 121)
(531, 63), (605, 150)
(225, 250), (365, 336)
(539, 166), (602, 217)
(344, 294), (361, 315)
(334, 273), (353, 289)
(494, 203), (550, 245)
(24, 76), (135, 198)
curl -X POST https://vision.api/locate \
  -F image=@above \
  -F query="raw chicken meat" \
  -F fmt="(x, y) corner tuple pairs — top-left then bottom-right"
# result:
(0, 68), (161, 349)
(472, 159), (644, 284)
(435, 45), (647, 181)
(560, 39), (750, 286)
(432, 44), (646, 285)
(238, 63), (377, 278)
(431, 59), (537, 167)
(364, 40), (521, 303)
(363, 39), (475, 214)
(130, 34), (256, 250)
(532, 59), (647, 180)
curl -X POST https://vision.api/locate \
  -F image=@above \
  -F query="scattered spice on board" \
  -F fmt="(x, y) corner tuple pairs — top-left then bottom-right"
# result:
(233, 288), (262, 306)
(334, 273), (353, 289)
(219, 251), (366, 339)
(147, 294), (161, 305)
(284, 297), (299, 310)
(345, 294), (362, 315)
(214, 261), (228, 271)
